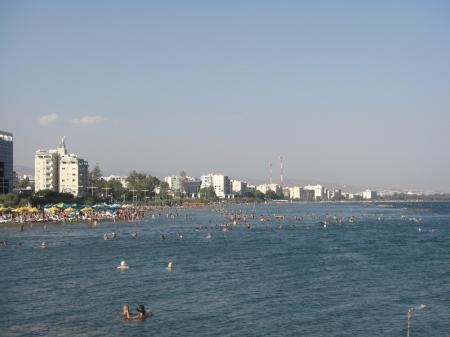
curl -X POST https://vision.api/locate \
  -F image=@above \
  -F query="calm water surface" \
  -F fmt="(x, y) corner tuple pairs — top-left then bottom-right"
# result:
(1, 202), (449, 336)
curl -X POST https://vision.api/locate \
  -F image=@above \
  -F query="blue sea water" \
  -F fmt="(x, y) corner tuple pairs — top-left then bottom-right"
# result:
(0, 202), (449, 337)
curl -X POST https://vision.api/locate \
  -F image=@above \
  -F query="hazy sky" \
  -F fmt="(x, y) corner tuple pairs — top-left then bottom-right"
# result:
(1, 1), (450, 191)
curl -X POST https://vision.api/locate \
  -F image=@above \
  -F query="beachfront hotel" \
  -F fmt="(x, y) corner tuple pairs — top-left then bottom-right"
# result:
(0, 130), (13, 194)
(34, 138), (88, 196)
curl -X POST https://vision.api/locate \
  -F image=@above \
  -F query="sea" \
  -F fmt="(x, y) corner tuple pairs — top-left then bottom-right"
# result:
(0, 201), (449, 337)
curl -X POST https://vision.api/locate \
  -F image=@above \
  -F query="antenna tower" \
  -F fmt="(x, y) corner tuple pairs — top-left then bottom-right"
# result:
(269, 162), (273, 185)
(280, 156), (284, 187)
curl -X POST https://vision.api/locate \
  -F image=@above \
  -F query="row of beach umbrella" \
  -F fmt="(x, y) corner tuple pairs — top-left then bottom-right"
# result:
(0, 203), (123, 214)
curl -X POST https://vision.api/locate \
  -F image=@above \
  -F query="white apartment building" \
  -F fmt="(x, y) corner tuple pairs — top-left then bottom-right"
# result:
(231, 180), (247, 194)
(200, 173), (230, 198)
(34, 138), (89, 196)
(164, 175), (184, 191)
(362, 189), (377, 200)
(103, 175), (128, 188)
(256, 183), (282, 194)
(34, 150), (59, 192)
(59, 154), (88, 196)
(304, 184), (324, 200)
(288, 186), (302, 200)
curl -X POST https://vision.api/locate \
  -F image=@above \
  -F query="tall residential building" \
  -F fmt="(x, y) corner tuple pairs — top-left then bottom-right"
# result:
(200, 173), (231, 198)
(34, 150), (59, 191)
(59, 154), (88, 196)
(34, 137), (89, 196)
(0, 131), (13, 194)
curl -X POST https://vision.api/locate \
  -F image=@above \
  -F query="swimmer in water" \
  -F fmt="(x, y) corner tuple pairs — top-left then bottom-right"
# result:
(135, 304), (151, 320)
(122, 304), (131, 319)
(166, 259), (173, 271)
(117, 260), (129, 269)
(206, 233), (212, 240)
(40, 241), (48, 249)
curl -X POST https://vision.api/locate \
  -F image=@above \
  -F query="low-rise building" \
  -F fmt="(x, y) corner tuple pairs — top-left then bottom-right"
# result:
(288, 186), (301, 200)
(304, 184), (324, 200)
(103, 175), (128, 188)
(330, 189), (342, 200)
(183, 178), (202, 197)
(256, 183), (282, 194)
(362, 189), (377, 200)
(231, 180), (247, 195)
(164, 175), (184, 191)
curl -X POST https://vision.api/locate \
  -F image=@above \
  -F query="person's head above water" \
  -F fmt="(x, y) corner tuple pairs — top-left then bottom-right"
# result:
(136, 304), (145, 314)
(122, 304), (130, 317)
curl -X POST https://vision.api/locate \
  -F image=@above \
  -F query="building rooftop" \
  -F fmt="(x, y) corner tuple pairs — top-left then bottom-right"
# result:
(0, 130), (13, 141)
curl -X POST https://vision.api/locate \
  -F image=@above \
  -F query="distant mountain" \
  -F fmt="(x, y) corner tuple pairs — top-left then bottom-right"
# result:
(14, 165), (34, 176)
(103, 169), (166, 179)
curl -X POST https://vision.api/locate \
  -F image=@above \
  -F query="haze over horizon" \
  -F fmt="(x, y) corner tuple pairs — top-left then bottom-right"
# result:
(1, 1), (450, 192)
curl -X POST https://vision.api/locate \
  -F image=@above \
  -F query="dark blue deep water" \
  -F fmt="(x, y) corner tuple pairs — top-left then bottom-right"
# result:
(1, 202), (449, 337)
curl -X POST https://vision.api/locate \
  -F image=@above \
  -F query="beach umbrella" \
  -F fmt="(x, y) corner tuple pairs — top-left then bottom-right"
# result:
(12, 208), (22, 213)
(64, 207), (76, 213)
(0, 207), (9, 212)
(80, 207), (93, 213)
(46, 207), (60, 213)
(29, 207), (40, 213)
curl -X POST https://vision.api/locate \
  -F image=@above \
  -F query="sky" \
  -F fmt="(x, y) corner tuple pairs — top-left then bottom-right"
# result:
(1, 0), (450, 192)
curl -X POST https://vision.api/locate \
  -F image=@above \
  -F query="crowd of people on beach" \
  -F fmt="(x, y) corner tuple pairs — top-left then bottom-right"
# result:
(0, 204), (152, 226)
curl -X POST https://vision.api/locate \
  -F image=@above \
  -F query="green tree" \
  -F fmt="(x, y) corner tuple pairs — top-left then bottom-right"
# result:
(0, 193), (19, 207)
(243, 189), (265, 200)
(107, 180), (125, 202)
(18, 177), (31, 189)
(89, 164), (103, 186)
(265, 190), (282, 200)
(159, 181), (170, 199)
(30, 190), (75, 206)
(126, 171), (161, 201)
(199, 186), (217, 200)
